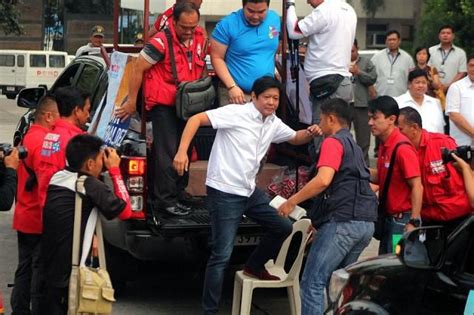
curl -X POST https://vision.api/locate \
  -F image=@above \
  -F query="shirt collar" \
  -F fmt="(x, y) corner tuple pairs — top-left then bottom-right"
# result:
(383, 127), (402, 149)
(436, 43), (455, 51)
(386, 48), (400, 56)
(419, 129), (429, 149)
(54, 118), (83, 133)
(249, 102), (276, 123)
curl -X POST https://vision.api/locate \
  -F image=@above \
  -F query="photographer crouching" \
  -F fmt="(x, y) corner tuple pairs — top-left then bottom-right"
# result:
(0, 145), (24, 211)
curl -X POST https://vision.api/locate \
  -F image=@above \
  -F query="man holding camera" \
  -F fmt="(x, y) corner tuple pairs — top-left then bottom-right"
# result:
(398, 107), (473, 234)
(0, 147), (19, 211)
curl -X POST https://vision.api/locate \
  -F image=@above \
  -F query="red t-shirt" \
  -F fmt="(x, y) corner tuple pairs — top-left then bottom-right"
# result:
(13, 125), (49, 234)
(37, 119), (85, 207)
(317, 137), (343, 171)
(377, 128), (421, 215)
(417, 130), (473, 221)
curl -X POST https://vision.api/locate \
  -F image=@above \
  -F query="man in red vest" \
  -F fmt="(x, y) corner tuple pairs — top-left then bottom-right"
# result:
(398, 106), (473, 234)
(116, 2), (206, 219)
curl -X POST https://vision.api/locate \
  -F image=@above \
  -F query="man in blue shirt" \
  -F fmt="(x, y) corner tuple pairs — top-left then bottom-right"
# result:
(211, 0), (280, 106)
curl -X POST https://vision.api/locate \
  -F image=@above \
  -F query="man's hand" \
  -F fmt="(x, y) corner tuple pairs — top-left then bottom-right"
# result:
(451, 152), (470, 171)
(173, 150), (189, 176)
(306, 124), (323, 137)
(349, 63), (359, 75)
(277, 200), (296, 217)
(405, 223), (416, 233)
(228, 86), (247, 105)
(103, 148), (121, 169)
(114, 100), (136, 121)
(4, 148), (19, 170)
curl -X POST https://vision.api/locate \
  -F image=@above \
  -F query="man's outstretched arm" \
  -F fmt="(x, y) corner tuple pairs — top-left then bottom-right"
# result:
(173, 113), (212, 176)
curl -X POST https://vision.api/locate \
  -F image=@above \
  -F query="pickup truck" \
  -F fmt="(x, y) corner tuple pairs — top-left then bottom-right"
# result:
(15, 54), (267, 283)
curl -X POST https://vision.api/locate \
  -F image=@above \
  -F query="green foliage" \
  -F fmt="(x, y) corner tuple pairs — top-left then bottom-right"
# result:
(361, 0), (385, 17)
(0, 0), (23, 35)
(416, 0), (474, 55)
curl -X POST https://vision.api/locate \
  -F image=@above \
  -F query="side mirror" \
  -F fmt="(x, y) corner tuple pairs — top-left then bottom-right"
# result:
(17, 87), (47, 109)
(397, 226), (446, 270)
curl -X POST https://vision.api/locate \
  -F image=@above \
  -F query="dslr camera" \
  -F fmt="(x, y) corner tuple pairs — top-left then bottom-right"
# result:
(0, 143), (28, 161)
(441, 145), (473, 164)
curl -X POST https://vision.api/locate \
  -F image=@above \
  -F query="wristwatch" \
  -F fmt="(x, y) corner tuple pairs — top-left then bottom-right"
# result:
(408, 218), (421, 228)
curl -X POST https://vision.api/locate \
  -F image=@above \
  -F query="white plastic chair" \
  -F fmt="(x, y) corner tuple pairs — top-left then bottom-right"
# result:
(231, 218), (313, 315)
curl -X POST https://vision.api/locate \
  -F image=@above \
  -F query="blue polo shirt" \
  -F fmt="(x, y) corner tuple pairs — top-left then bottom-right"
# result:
(212, 9), (280, 93)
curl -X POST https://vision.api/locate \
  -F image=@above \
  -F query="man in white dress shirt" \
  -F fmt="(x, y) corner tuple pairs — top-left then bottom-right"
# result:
(395, 68), (445, 134)
(446, 55), (474, 147)
(173, 76), (322, 314)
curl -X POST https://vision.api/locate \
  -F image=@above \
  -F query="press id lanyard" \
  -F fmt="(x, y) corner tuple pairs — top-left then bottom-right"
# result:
(440, 48), (453, 66)
(387, 52), (400, 83)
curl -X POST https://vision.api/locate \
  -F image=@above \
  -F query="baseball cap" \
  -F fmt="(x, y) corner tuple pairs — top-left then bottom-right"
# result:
(91, 25), (105, 37)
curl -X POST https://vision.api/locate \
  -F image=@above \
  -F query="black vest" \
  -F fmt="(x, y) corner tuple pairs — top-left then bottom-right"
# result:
(312, 128), (377, 227)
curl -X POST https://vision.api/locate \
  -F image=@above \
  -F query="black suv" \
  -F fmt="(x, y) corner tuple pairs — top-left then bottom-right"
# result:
(15, 54), (263, 280)
(327, 215), (474, 315)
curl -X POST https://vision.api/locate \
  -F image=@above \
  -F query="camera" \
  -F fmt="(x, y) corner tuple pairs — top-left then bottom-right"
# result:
(441, 145), (473, 164)
(0, 143), (28, 160)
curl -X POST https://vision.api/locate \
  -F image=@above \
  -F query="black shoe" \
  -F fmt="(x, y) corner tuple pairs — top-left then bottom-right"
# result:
(179, 191), (204, 207)
(162, 204), (191, 216)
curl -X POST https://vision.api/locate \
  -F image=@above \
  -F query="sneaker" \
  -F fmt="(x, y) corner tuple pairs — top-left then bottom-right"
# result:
(162, 205), (191, 216)
(243, 266), (280, 281)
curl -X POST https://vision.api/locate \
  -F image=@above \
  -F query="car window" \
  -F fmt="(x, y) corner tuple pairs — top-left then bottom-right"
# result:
(17, 55), (24, 67)
(49, 55), (65, 68)
(52, 63), (81, 90)
(30, 54), (46, 67)
(76, 64), (102, 95)
(0, 54), (15, 66)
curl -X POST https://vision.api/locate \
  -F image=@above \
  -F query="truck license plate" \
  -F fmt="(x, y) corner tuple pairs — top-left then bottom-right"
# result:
(6, 86), (15, 91)
(234, 235), (260, 246)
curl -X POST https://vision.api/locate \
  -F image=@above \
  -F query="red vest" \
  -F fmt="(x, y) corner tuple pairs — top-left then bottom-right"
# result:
(418, 130), (473, 221)
(143, 22), (206, 110)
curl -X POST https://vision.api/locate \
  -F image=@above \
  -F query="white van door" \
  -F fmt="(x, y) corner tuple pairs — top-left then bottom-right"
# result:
(15, 54), (26, 88)
(0, 53), (17, 94)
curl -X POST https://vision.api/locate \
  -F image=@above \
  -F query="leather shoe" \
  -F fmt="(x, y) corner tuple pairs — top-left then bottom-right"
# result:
(243, 266), (280, 281)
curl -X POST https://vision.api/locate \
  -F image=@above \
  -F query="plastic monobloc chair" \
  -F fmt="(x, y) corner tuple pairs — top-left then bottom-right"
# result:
(231, 218), (313, 315)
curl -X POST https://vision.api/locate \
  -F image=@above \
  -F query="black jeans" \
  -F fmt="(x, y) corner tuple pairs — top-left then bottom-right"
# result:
(41, 286), (67, 315)
(11, 232), (42, 315)
(149, 105), (192, 210)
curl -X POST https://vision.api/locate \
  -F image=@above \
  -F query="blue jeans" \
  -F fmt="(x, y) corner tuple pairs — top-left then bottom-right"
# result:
(202, 186), (293, 315)
(378, 212), (411, 255)
(301, 220), (374, 315)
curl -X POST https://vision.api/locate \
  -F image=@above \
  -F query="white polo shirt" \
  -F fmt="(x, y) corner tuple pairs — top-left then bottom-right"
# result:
(371, 49), (414, 97)
(446, 76), (474, 146)
(205, 103), (296, 197)
(297, 0), (356, 83)
(395, 92), (445, 134)
(428, 44), (467, 85)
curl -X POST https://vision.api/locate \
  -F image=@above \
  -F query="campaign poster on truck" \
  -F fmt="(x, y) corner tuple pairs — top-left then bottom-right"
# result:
(89, 51), (135, 147)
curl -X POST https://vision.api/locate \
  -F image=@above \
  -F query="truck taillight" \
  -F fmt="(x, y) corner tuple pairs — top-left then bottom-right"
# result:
(127, 176), (144, 193)
(128, 158), (145, 175)
(130, 195), (144, 212)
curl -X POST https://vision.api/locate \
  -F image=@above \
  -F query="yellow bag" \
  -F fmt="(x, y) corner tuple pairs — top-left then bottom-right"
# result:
(68, 176), (115, 315)
(76, 267), (115, 313)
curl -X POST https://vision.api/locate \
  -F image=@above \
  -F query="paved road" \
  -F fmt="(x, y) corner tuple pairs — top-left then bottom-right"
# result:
(0, 96), (379, 314)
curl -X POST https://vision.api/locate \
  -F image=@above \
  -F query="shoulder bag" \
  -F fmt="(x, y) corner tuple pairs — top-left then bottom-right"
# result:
(164, 29), (215, 121)
(68, 176), (115, 315)
(373, 142), (410, 240)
